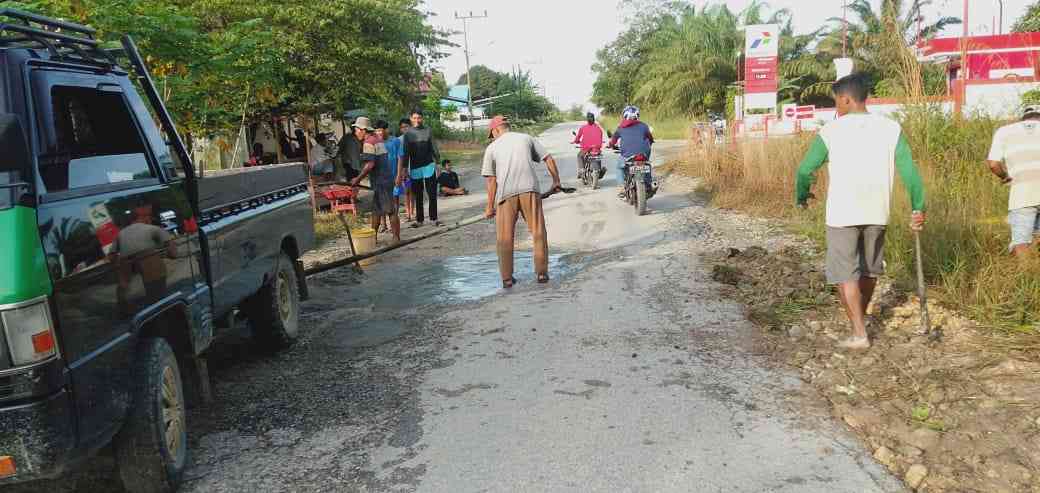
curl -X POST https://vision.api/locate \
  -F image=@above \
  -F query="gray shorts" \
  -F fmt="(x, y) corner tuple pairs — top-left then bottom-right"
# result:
(825, 225), (887, 284)
(371, 182), (397, 216)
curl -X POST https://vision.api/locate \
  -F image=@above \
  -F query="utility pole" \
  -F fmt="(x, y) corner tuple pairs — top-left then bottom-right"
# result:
(956, 0), (970, 117)
(455, 10), (488, 138)
(842, 0), (848, 57)
(995, 0), (1004, 34)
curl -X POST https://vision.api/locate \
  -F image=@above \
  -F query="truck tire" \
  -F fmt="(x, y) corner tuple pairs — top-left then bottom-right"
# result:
(245, 252), (300, 351)
(115, 337), (187, 493)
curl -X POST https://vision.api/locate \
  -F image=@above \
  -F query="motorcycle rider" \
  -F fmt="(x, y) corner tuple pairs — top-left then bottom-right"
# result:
(609, 106), (654, 196)
(573, 112), (605, 178)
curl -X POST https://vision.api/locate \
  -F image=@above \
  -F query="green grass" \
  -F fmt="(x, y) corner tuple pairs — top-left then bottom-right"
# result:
(677, 105), (1040, 336)
(599, 110), (698, 140)
(313, 210), (367, 247)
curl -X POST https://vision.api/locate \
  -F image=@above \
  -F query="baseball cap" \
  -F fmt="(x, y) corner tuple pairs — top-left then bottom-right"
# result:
(1023, 104), (1040, 119)
(487, 115), (508, 138)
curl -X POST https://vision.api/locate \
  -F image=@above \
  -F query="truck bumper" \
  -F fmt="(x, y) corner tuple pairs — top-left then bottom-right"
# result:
(0, 389), (77, 484)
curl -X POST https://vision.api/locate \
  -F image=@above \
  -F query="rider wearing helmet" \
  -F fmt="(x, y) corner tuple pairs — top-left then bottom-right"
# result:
(573, 112), (605, 175)
(609, 106), (654, 195)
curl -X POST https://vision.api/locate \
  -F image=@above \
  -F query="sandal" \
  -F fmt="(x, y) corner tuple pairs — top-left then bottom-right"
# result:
(503, 277), (518, 289)
(537, 274), (550, 284)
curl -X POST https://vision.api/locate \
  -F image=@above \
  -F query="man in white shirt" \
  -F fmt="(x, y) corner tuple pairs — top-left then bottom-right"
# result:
(482, 115), (562, 288)
(987, 104), (1040, 257)
(795, 73), (927, 350)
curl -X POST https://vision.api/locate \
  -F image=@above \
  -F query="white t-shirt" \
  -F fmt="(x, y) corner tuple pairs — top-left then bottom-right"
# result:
(481, 132), (549, 204)
(987, 120), (1040, 211)
(818, 113), (903, 227)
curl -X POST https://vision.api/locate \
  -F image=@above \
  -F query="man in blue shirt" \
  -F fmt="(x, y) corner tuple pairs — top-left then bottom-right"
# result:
(608, 105), (654, 196)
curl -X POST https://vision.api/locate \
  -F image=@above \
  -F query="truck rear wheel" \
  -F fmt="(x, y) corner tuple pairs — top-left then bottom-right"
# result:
(115, 337), (187, 493)
(245, 252), (300, 351)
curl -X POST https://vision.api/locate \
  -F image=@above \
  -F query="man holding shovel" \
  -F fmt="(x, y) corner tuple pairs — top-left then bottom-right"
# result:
(795, 73), (926, 350)
(483, 115), (562, 288)
(986, 104), (1040, 258)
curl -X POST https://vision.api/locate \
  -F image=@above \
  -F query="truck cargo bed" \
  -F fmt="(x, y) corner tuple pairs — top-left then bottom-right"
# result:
(197, 162), (309, 212)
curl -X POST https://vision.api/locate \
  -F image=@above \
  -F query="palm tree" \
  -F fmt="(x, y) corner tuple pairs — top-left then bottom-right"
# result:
(823, 0), (960, 96)
(633, 4), (742, 115)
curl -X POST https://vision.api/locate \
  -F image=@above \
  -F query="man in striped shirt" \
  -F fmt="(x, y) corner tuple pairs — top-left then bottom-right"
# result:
(987, 104), (1040, 257)
(795, 73), (926, 350)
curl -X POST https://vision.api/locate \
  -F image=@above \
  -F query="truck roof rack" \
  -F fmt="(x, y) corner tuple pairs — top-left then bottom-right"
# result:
(0, 8), (116, 67)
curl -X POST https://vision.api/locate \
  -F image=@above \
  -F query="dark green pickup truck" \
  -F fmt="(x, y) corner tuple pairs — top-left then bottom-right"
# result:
(0, 10), (315, 492)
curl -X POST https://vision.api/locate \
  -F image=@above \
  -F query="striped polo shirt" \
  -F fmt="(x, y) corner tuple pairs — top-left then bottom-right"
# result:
(989, 120), (1040, 211)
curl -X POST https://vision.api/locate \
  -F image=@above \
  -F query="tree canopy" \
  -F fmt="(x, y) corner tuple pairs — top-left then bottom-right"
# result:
(1, 0), (450, 136)
(1015, 0), (1040, 32)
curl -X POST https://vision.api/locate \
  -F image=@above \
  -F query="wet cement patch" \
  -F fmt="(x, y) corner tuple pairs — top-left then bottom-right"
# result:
(317, 252), (589, 311)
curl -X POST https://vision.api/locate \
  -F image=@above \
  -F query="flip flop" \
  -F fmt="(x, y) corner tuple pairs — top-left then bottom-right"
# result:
(503, 276), (518, 289)
(537, 274), (550, 284)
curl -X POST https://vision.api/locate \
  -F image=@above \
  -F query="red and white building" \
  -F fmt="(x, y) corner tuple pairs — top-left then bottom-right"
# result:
(918, 32), (1040, 83)
(918, 32), (1040, 118)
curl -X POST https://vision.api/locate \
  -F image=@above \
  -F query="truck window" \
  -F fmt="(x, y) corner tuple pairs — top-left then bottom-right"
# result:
(37, 86), (154, 193)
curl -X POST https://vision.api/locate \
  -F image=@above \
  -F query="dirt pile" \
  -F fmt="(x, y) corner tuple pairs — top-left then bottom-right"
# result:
(706, 247), (1040, 493)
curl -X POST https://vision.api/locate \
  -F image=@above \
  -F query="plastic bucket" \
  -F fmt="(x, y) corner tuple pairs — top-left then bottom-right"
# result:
(351, 227), (378, 266)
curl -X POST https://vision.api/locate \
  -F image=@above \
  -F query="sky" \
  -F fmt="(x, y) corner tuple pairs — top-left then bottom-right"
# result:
(421, 0), (1035, 110)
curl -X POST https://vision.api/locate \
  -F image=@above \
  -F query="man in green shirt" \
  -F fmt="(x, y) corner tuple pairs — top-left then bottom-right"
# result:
(795, 73), (926, 350)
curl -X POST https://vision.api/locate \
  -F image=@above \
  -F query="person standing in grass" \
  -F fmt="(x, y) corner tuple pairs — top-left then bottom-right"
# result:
(986, 104), (1040, 257)
(795, 73), (926, 350)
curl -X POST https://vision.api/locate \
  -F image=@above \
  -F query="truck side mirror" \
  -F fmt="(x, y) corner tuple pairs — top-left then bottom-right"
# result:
(0, 114), (34, 208)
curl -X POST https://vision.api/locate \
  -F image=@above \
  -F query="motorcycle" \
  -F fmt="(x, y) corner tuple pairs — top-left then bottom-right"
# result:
(709, 113), (726, 145)
(619, 151), (658, 216)
(575, 146), (606, 190)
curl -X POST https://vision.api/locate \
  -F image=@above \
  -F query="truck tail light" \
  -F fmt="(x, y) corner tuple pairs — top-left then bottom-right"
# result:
(1, 298), (59, 367)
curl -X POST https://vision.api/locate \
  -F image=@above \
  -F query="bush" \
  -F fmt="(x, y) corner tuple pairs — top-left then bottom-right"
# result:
(678, 106), (1040, 333)
(1023, 88), (1040, 106)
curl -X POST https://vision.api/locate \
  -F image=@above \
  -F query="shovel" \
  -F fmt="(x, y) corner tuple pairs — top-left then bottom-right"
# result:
(913, 225), (940, 341)
(541, 186), (576, 199)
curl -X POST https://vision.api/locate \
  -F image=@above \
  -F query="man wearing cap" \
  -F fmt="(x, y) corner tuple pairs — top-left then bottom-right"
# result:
(482, 115), (562, 288)
(351, 116), (400, 243)
(987, 104), (1040, 257)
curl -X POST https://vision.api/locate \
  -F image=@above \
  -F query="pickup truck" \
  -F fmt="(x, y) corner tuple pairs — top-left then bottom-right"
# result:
(0, 10), (315, 492)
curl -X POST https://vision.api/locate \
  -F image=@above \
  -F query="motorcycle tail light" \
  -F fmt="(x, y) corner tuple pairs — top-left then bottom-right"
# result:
(1, 298), (59, 367)
(634, 154), (647, 162)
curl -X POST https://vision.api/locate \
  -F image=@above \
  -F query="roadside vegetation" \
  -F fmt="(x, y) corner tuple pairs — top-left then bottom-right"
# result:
(599, 111), (694, 140)
(681, 107), (1040, 336)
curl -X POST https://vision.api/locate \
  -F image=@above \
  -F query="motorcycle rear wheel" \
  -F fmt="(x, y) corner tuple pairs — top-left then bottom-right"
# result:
(635, 178), (647, 216)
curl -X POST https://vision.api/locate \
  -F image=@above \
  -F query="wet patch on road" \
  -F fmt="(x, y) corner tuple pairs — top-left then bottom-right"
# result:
(433, 383), (496, 398)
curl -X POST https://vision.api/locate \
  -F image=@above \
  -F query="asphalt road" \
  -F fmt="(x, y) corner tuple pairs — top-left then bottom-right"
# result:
(21, 123), (903, 493)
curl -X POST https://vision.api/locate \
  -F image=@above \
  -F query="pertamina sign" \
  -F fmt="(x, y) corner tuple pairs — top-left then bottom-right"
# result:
(744, 24), (780, 111)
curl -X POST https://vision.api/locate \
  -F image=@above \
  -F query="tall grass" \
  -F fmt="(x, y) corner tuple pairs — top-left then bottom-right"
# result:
(679, 106), (1040, 334)
(600, 111), (698, 140)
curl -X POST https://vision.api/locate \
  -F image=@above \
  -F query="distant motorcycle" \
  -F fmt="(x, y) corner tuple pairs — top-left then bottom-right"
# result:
(618, 150), (658, 216)
(575, 146), (605, 190)
(709, 113), (726, 144)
